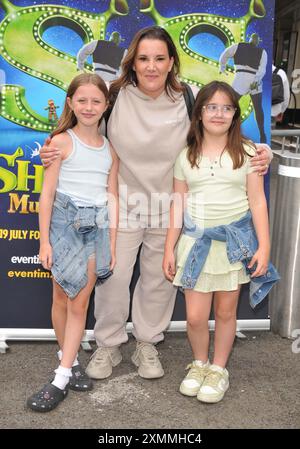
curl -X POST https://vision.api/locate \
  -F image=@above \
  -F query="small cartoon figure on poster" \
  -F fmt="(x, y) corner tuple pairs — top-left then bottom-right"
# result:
(44, 99), (60, 123)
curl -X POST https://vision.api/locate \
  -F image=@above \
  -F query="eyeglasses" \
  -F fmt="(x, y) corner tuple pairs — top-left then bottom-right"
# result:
(202, 104), (237, 116)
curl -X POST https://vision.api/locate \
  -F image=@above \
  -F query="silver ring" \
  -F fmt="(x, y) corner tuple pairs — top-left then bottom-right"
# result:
(41, 159), (44, 166)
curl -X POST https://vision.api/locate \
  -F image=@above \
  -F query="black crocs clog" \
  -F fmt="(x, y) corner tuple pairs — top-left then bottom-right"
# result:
(69, 364), (93, 391)
(27, 383), (68, 412)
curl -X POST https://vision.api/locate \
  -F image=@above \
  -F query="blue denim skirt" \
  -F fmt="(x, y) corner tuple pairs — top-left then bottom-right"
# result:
(49, 191), (111, 298)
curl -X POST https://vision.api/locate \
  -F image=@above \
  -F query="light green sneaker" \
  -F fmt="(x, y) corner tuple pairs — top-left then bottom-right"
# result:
(197, 364), (229, 403)
(179, 360), (210, 397)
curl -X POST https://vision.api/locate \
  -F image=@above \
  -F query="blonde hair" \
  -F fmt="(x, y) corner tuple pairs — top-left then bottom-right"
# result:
(51, 73), (108, 137)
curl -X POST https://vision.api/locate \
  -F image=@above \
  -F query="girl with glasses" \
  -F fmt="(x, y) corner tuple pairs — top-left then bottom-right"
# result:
(163, 80), (276, 403)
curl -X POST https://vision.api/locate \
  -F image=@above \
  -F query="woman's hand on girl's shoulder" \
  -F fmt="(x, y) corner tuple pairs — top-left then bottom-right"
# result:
(251, 143), (273, 175)
(40, 136), (60, 167)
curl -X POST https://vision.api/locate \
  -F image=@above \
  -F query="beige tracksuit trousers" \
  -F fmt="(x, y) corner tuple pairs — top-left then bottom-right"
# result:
(93, 84), (193, 347)
(93, 224), (177, 347)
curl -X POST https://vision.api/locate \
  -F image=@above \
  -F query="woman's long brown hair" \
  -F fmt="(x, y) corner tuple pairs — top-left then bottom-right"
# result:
(51, 73), (109, 138)
(109, 25), (183, 104)
(187, 81), (255, 169)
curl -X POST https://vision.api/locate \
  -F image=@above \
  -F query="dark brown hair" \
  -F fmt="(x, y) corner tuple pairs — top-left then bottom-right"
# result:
(187, 81), (255, 169)
(109, 26), (183, 103)
(51, 73), (108, 137)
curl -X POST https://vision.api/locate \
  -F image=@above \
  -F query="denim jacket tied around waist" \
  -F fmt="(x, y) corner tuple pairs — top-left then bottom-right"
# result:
(50, 191), (112, 299)
(180, 210), (280, 308)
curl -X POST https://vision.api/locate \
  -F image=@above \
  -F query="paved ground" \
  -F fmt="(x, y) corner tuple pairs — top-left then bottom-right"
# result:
(0, 332), (299, 429)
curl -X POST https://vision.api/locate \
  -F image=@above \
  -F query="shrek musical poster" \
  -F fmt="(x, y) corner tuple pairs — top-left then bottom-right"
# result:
(0, 0), (274, 329)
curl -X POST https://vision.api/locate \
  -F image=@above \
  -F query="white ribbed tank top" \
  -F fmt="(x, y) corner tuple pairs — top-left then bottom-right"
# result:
(56, 129), (112, 206)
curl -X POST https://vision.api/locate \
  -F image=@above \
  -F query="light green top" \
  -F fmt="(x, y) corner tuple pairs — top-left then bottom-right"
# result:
(174, 144), (256, 227)
(173, 143), (256, 283)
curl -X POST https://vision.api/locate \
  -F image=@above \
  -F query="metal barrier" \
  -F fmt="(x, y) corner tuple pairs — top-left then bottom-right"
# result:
(269, 129), (300, 338)
(271, 128), (300, 153)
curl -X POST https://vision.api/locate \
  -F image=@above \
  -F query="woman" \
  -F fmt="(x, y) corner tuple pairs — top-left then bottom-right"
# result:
(40, 26), (272, 381)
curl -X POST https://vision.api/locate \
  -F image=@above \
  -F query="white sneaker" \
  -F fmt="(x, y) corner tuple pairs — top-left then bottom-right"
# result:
(131, 342), (164, 379)
(197, 364), (229, 403)
(179, 360), (210, 396)
(85, 346), (122, 379)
